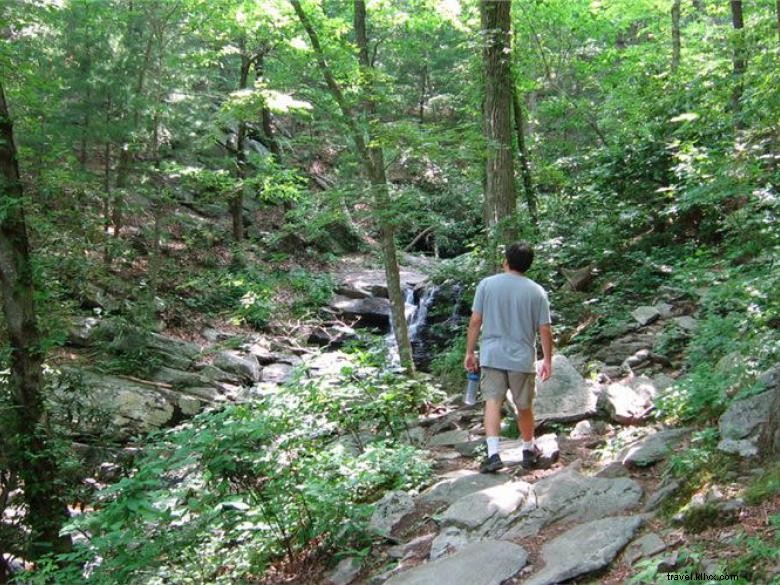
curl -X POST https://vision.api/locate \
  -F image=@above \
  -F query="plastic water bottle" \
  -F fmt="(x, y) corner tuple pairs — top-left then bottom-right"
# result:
(464, 371), (479, 406)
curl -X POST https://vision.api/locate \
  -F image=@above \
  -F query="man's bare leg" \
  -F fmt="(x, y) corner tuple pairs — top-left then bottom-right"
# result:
(516, 407), (534, 442)
(484, 399), (503, 437)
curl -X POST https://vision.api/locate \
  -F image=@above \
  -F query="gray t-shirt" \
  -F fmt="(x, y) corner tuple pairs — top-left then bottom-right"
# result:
(471, 273), (551, 373)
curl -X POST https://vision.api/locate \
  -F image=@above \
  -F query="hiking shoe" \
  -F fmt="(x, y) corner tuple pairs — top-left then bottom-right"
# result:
(521, 444), (542, 469)
(479, 453), (504, 473)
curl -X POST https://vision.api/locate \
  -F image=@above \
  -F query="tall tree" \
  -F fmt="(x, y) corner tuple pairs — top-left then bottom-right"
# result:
(730, 0), (746, 123)
(481, 0), (516, 243)
(290, 0), (415, 374)
(0, 82), (71, 559)
(511, 85), (537, 225)
(671, 0), (681, 72)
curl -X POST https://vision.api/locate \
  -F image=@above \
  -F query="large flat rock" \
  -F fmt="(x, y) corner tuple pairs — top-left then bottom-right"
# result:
(430, 466), (643, 557)
(328, 295), (391, 328)
(337, 269), (428, 299)
(534, 355), (598, 424)
(524, 515), (647, 585)
(620, 427), (691, 467)
(384, 540), (527, 585)
(420, 470), (509, 505)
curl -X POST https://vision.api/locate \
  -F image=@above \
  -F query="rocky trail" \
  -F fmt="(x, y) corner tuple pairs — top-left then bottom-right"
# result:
(55, 261), (779, 584)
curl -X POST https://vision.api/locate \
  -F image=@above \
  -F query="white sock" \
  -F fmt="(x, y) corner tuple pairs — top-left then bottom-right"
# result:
(486, 436), (500, 457)
(522, 439), (536, 450)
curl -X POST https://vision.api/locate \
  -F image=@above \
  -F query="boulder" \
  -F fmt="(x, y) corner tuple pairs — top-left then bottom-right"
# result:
(498, 434), (559, 468)
(387, 533), (436, 561)
(594, 332), (657, 365)
(421, 471), (510, 506)
(67, 316), (103, 347)
(384, 540), (527, 585)
(643, 479), (681, 512)
(523, 515), (647, 585)
(624, 532), (667, 565)
(426, 429), (471, 448)
(570, 420), (594, 439)
(620, 427), (691, 467)
(534, 355), (598, 424)
(631, 306), (661, 326)
(370, 491), (415, 538)
(337, 269), (428, 299)
(654, 303), (674, 318)
(601, 376), (659, 425)
(328, 295), (392, 328)
(308, 324), (358, 348)
(718, 370), (780, 458)
(673, 316), (698, 332)
(213, 351), (262, 383)
(328, 557), (362, 585)
(151, 366), (207, 388)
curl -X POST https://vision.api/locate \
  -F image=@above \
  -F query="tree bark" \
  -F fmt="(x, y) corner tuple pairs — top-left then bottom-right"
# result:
(758, 386), (780, 458)
(290, 0), (415, 374)
(776, 0), (780, 44)
(0, 82), (71, 559)
(512, 86), (537, 225)
(481, 0), (516, 244)
(730, 0), (746, 124)
(231, 43), (251, 243)
(671, 0), (681, 72)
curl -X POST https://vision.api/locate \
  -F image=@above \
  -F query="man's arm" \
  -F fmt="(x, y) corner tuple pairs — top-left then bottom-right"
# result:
(538, 324), (553, 380)
(463, 311), (482, 372)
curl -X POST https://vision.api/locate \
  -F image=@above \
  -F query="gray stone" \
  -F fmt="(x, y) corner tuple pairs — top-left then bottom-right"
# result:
(387, 533), (436, 560)
(151, 367), (206, 388)
(596, 461), (629, 478)
(632, 306), (661, 326)
(427, 429), (470, 447)
(570, 420), (594, 439)
(643, 479), (681, 512)
(67, 316), (102, 347)
(384, 540), (527, 585)
(673, 316), (698, 332)
(655, 303), (674, 318)
(370, 491), (415, 538)
(595, 332), (656, 365)
(328, 557), (362, 585)
(717, 438), (759, 457)
(719, 389), (775, 440)
(524, 515), (647, 585)
(602, 378), (657, 425)
(438, 480), (533, 532)
(624, 532), (667, 565)
(420, 470), (508, 505)
(147, 333), (201, 361)
(534, 355), (598, 424)
(620, 428), (691, 467)
(213, 351), (261, 383)
(337, 269), (428, 299)
(504, 467), (644, 539)
(197, 364), (241, 384)
(262, 363), (294, 384)
(453, 440), (482, 457)
(329, 295), (392, 328)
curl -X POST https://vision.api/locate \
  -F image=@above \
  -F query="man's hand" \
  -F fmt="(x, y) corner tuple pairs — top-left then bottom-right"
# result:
(464, 352), (478, 373)
(538, 358), (552, 381)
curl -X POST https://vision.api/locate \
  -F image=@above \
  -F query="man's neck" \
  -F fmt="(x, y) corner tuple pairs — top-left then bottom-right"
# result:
(503, 267), (525, 277)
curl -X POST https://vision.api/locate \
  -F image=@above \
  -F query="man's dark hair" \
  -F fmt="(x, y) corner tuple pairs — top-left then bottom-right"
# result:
(505, 242), (534, 273)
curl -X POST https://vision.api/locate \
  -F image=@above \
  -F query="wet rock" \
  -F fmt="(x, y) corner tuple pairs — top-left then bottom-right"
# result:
(524, 515), (647, 585)
(329, 295), (392, 328)
(632, 306), (661, 326)
(370, 491), (415, 538)
(620, 427), (691, 467)
(385, 540), (527, 585)
(328, 557), (362, 585)
(420, 470), (508, 505)
(534, 355), (598, 424)
(213, 351), (261, 383)
(337, 269), (428, 299)
(624, 532), (667, 565)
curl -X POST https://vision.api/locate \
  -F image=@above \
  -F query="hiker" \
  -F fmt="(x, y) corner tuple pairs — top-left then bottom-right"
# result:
(463, 242), (553, 473)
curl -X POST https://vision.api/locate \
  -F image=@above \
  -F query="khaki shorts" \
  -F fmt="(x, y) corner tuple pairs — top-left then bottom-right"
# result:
(481, 367), (536, 410)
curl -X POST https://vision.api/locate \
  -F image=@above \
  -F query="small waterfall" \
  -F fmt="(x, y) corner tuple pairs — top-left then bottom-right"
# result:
(386, 285), (438, 369)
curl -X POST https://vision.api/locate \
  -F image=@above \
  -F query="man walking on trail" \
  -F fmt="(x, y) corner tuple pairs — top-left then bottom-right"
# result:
(464, 242), (553, 473)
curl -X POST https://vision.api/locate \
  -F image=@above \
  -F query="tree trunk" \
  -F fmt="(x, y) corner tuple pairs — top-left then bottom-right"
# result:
(776, 0), (780, 44)
(730, 0), (746, 124)
(481, 0), (516, 244)
(511, 86), (537, 225)
(671, 0), (681, 72)
(418, 61), (428, 123)
(758, 386), (780, 458)
(291, 0), (415, 374)
(0, 82), (71, 559)
(232, 47), (251, 243)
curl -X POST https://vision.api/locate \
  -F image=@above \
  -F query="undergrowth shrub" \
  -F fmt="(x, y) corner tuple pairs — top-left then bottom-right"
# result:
(21, 369), (439, 585)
